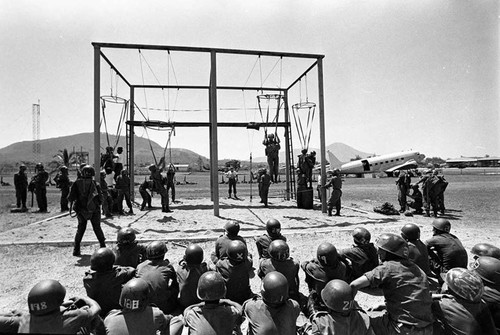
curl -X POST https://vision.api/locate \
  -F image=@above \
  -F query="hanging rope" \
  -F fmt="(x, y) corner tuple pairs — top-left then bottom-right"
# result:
(292, 78), (316, 151)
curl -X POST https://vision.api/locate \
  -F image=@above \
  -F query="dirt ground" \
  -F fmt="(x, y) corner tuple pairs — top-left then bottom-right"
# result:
(1, 193), (495, 316)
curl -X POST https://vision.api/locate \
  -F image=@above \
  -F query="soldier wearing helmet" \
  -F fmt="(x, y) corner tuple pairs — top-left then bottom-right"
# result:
(262, 132), (281, 183)
(338, 227), (379, 282)
(215, 240), (254, 305)
(17, 279), (103, 334)
(183, 271), (242, 334)
(13, 164), (28, 211)
(304, 279), (373, 335)
(137, 241), (179, 314)
(138, 179), (153, 211)
(254, 167), (272, 207)
(104, 277), (182, 335)
(54, 165), (71, 212)
(83, 247), (136, 317)
(400, 223), (431, 276)
(432, 267), (497, 335)
(149, 163), (171, 213)
(115, 169), (134, 215)
(243, 271), (300, 335)
(30, 162), (49, 212)
(323, 167), (342, 216)
(176, 244), (211, 308)
(255, 218), (287, 259)
(211, 221), (247, 264)
(258, 240), (301, 304)
(114, 227), (147, 268)
(395, 170), (411, 213)
(351, 233), (434, 334)
(165, 163), (176, 202)
(68, 164), (106, 256)
(469, 256), (500, 333)
(99, 169), (113, 218)
(471, 243), (500, 260)
(426, 218), (468, 282)
(301, 243), (348, 316)
(406, 183), (423, 214)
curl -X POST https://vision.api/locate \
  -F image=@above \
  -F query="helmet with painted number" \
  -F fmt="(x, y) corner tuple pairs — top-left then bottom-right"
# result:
(28, 279), (66, 315)
(266, 218), (281, 235)
(227, 240), (248, 263)
(401, 223), (421, 241)
(119, 278), (150, 311)
(317, 242), (339, 266)
(261, 271), (289, 305)
(469, 256), (500, 286)
(117, 227), (136, 245)
(146, 241), (167, 260)
(185, 244), (204, 265)
(82, 165), (95, 178)
(444, 267), (484, 303)
(269, 240), (289, 261)
(90, 248), (115, 272)
(376, 233), (409, 259)
(352, 227), (371, 245)
(471, 243), (500, 260)
(224, 221), (240, 236)
(321, 279), (354, 313)
(432, 218), (451, 233)
(197, 271), (226, 301)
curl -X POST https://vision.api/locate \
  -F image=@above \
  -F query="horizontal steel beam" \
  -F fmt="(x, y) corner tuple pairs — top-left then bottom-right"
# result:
(131, 85), (284, 92)
(126, 120), (290, 128)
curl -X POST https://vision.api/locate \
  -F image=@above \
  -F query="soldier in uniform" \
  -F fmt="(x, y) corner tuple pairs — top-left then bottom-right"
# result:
(139, 179), (153, 211)
(112, 146), (124, 179)
(426, 218), (468, 282)
(99, 170), (113, 218)
(13, 164), (28, 210)
(400, 223), (431, 276)
(211, 221), (247, 264)
(351, 233), (434, 335)
(243, 271), (301, 335)
(68, 165), (106, 256)
(114, 227), (147, 268)
(83, 248), (136, 317)
(470, 243), (500, 260)
(165, 163), (176, 202)
(149, 164), (171, 213)
(176, 244), (211, 309)
(115, 169), (134, 215)
(225, 166), (238, 199)
(17, 279), (104, 334)
(396, 171), (410, 212)
(338, 227), (379, 282)
(183, 271), (242, 334)
(304, 279), (374, 335)
(301, 242), (348, 316)
(30, 162), (49, 212)
(324, 169), (342, 216)
(432, 267), (497, 335)
(258, 168), (272, 207)
(262, 133), (281, 183)
(54, 165), (71, 212)
(137, 241), (179, 314)
(255, 218), (287, 260)
(406, 183), (423, 214)
(216, 240), (255, 305)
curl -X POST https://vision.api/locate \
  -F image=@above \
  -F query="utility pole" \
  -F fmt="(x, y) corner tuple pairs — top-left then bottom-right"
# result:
(32, 100), (41, 163)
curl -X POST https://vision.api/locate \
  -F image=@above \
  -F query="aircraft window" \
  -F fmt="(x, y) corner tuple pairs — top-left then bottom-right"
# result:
(391, 160), (394, 162)
(385, 161), (389, 163)
(370, 164), (372, 166)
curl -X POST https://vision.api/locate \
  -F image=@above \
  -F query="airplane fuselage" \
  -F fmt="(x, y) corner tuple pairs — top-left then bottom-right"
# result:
(340, 151), (422, 175)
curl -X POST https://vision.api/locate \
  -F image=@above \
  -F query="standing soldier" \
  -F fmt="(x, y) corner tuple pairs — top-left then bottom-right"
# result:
(68, 165), (106, 256)
(113, 146), (124, 180)
(99, 170), (113, 218)
(419, 169), (439, 217)
(116, 169), (134, 215)
(54, 165), (71, 212)
(139, 179), (153, 211)
(263, 133), (281, 183)
(395, 171), (410, 213)
(324, 169), (342, 216)
(258, 168), (272, 207)
(149, 164), (171, 213)
(30, 163), (49, 213)
(165, 163), (176, 203)
(225, 166), (238, 199)
(14, 164), (28, 211)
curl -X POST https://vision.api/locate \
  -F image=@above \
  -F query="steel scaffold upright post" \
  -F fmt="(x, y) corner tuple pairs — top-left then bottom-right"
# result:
(32, 101), (40, 163)
(93, 45), (101, 183)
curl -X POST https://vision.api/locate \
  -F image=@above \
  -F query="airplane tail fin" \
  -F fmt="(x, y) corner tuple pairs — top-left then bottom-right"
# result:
(327, 150), (343, 169)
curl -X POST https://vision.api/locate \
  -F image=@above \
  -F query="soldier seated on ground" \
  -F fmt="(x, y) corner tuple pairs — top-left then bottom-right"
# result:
(255, 218), (287, 259)
(338, 227), (379, 282)
(176, 244), (211, 309)
(470, 243), (500, 260)
(400, 223), (432, 276)
(114, 228), (147, 268)
(211, 221), (247, 264)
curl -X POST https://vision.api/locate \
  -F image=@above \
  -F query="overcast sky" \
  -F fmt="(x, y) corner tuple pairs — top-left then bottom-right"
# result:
(1, 0), (498, 161)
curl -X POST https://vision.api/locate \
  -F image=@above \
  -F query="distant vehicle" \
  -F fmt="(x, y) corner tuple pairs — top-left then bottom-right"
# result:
(323, 150), (424, 177)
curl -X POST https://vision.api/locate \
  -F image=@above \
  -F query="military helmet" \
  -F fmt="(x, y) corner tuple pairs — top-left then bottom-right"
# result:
(148, 164), (157, 171)
(469, 256), (500, 286)
(316, 242), (339, 266)
(120, 278), (150, 311)
(19, 164), (27, 170)
(227, 240), (248, 263)
(90, 248), (115, 272)
(28, 279), (66, 315)
(146, 241), (167, 260)
(432, 218), (451, 233)
(444, 268), (484, 303)
(60, 165), (68, 171)
(197, 271), (226, 301)
(35, 162), (44, 170)
(470, 243), (500, 260)
(321, 279), (354, 313)
(224, 221), (240, 236)
(401, 223), (421, 241)
(185, 244), (204, 265)
(269, 240), (289, 261)
(352, 227), (371, 245)
(266, 218), (281, 235)
(117, 227), (136, 245)
(82, 165), (95, 178)
(267, 133), (275, 138)
(261, 271), (289, 305)
(332, 168), (341, 175)
(376, 233), (409, 259)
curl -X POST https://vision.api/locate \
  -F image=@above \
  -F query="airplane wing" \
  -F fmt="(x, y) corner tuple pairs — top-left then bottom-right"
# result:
(384, 159), (419, 173)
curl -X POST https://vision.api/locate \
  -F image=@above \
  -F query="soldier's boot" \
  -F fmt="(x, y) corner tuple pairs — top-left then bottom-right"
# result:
(73, 245), (81, 257)
(328, 208), (333, 216)
(128, 208), (134, 215)
(140, 204), (145, 211)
